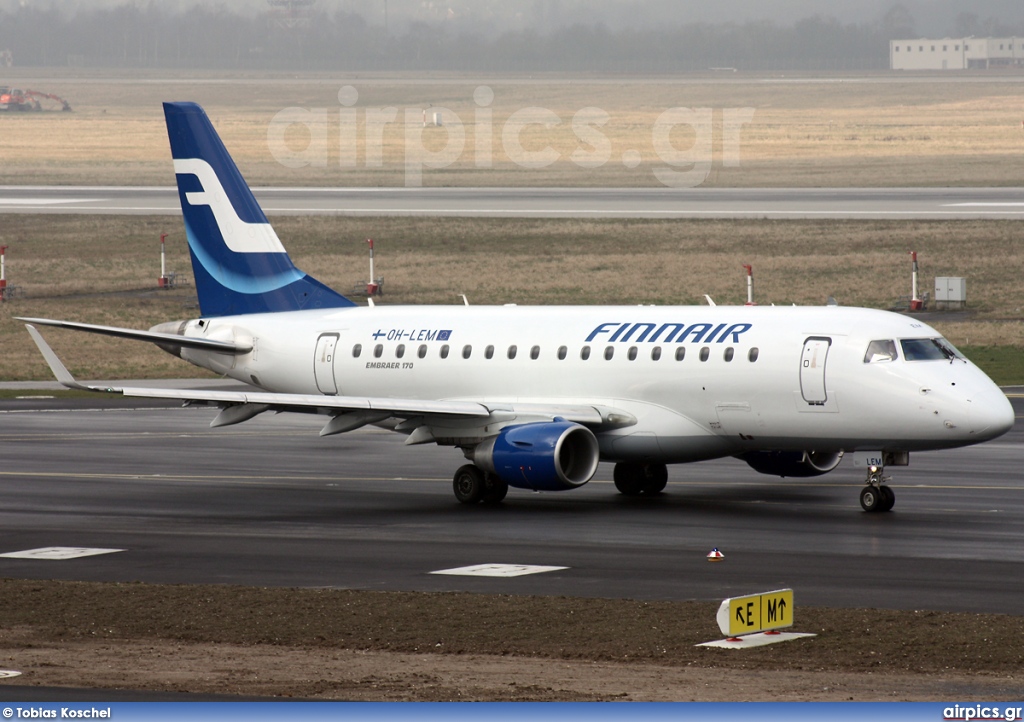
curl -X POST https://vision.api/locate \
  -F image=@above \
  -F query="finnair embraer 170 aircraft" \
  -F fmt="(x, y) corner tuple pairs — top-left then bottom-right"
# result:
(22, 102), (1015, 512)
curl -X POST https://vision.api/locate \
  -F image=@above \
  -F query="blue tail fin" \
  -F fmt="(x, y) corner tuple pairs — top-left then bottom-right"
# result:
(163, 102), (355, 317)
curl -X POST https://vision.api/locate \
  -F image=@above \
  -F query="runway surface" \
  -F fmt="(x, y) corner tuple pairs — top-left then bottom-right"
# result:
(2, 396), (1022, 615)
(3, 186), (1024, 219)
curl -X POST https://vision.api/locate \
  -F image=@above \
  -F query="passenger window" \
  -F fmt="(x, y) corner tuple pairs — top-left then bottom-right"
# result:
(485, 344), (494, 359)
(374, 344), (383, 358)
(864, 339), (898, 363)
(558, 346), (567, 360)
(418, 344), (427, 359)
(651, 346), (662, 361)
(675, 346), (685, 361)
(627, 346), (637, 361)
(723, 347), (734, 362)
(699, 346), (710, 362)
(508, 345), (517, 359)
(352, 344), (362, 358)
(531, 345), (540, 360)
(440, 344), (450, 359)
(748, 347), (759, 362)
(604, 346), (614, 360)
(581, 345), (591, 360)
(462, 344), (472, 359)
(396, 344), (405, 359)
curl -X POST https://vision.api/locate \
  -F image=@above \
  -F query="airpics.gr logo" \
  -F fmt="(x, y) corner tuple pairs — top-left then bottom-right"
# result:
(943, 705), (1023, 721)
(266, 85), (755, 188)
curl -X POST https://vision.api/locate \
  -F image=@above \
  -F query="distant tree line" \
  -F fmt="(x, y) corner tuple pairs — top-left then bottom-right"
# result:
(0, 4), (1020, 72)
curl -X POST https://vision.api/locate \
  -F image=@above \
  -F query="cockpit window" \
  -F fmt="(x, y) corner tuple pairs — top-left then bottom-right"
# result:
(864, 339), (898, 363)
(900, 337), (963, 362)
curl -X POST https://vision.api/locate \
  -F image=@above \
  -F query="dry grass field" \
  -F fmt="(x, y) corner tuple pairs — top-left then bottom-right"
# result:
(2, 70), (1024, 381)
(2, 214), (1023, 382)
(2, 70), (1024, 187)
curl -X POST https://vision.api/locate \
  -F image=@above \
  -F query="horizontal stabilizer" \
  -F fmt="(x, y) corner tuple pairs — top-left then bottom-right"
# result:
(18, 317), (251, 354)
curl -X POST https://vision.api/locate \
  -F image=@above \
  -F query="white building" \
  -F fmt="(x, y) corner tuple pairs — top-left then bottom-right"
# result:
(890, 37), (1024, 70)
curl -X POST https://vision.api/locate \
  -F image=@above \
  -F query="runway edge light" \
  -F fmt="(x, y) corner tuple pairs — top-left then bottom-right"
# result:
(1, 244), (8, 301)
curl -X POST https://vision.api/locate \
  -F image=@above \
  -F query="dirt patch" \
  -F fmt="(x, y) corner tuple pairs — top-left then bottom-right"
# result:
(0, 579), (1021, 700)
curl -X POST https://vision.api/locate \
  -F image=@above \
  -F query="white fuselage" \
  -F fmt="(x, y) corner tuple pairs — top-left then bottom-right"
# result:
(177, 304), (1014, 463)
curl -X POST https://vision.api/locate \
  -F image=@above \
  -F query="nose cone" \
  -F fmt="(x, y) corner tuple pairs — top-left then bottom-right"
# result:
(968, 389), (1016, 440)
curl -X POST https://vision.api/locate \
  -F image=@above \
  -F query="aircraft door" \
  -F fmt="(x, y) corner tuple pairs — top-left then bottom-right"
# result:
(314, 333), (339, 395)
(799, 336), (831, 405)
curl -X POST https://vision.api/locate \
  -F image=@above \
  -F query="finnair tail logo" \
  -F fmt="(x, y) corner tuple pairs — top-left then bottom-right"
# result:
(173, 158), (287, 255)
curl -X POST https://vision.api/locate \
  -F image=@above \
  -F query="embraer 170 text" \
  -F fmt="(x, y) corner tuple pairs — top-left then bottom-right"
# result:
(21, 102), (1015, 511)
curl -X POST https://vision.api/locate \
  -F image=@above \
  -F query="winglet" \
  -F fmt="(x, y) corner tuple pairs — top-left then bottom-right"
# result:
(24, 325), (119, 393)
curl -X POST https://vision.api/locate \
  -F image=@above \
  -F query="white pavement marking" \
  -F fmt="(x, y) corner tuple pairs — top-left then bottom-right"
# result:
(430, 563), (568, 577)
(0, 546), (124, 560)
(0, 670), (23, 678)
(696, 632), (817, 649)
(0, 198), (103, 205)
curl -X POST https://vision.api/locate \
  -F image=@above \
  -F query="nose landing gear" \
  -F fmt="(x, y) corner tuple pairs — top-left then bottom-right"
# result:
(860, 465), (895, 512)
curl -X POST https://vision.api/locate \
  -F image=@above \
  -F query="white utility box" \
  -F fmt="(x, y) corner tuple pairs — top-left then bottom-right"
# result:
(934, 276), (966, 310)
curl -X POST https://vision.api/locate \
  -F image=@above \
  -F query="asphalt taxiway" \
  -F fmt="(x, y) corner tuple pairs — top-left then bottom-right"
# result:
(2, 395), (1022, 615)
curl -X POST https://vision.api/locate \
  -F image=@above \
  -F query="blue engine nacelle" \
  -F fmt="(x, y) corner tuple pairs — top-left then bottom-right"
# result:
(472, 421), (600, 491)
(739, 450), (843, 478)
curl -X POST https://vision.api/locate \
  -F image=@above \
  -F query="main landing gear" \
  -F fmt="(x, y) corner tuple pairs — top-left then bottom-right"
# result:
(453, 464), (508, 505)
(859, 464), (895, 512)
(613, 462), (668, 496)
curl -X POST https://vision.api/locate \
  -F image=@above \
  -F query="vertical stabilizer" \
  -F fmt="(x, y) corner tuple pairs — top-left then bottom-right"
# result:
(163, 102), (355, 317)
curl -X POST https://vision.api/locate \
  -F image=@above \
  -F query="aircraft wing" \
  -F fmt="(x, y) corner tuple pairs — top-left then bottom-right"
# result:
(25, 325), (634, 437)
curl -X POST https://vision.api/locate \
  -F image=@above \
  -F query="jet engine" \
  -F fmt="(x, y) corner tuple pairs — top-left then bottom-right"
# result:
(472, 420), (600, 491)
(739, 450), (844, 478)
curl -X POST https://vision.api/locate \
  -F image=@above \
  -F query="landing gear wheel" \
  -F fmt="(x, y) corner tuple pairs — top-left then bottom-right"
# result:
(860, 485), (882, 512)
(481, 473), (509, 504)
(643, 463), (668, 494)
(878, 484), (895, 512)
(614, 462), (645, 496)
(453, 464), (486, 504)
(861, 462), (896, 512)
(614, 462), (668, 496)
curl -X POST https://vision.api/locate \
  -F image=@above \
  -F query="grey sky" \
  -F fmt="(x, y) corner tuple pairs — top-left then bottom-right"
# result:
(7, 0), (1022, 37)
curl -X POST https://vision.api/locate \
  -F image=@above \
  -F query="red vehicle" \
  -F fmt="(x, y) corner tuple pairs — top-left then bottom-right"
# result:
(0, 87), (71, 111)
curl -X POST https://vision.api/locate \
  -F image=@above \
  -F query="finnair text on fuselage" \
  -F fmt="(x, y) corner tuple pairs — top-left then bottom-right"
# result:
(585, 321), (753, 344)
